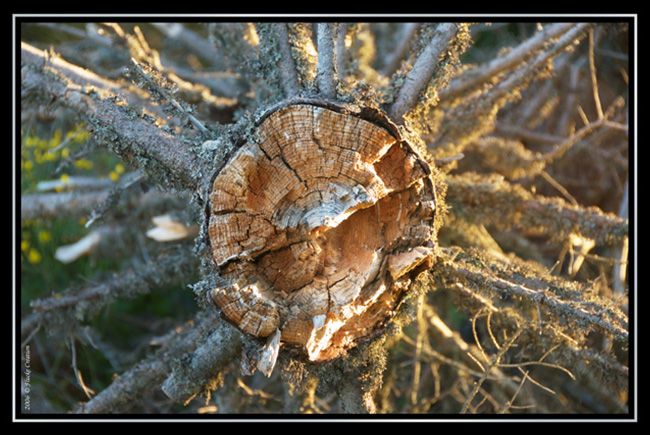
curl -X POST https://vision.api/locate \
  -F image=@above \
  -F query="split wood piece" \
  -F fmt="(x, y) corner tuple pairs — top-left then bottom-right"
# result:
(208, 103), (437, 361)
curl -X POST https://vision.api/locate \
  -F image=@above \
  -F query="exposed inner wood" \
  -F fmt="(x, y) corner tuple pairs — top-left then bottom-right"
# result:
(208, 104), (436, 361)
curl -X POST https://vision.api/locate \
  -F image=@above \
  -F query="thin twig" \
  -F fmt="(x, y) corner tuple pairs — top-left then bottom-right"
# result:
(588, 29), (605, 120)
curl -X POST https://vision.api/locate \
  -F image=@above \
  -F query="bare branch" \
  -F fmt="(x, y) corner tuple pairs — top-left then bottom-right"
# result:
(76, 313), (220, 413)
(388, 23), (458, 121)
(272, 23), (301, 97)
(435, 247), (629, 343)
(335, 23), (348, 79)
(22, 43), (206, 190)
(153, 23), (225, 69)
(316, 23), (337, 98)
(23, 249), (197, 332)
(447, 173), (628, 246)
(381, 23), (421, 77)
(161, 320), (243, 404)
(441, 23), (575, 100)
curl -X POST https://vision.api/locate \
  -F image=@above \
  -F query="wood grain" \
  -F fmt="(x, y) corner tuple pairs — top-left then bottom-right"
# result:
(208, 103), (437, 361)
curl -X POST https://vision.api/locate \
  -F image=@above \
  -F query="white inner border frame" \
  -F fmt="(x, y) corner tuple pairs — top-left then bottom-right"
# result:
(13, 13), (638, 422)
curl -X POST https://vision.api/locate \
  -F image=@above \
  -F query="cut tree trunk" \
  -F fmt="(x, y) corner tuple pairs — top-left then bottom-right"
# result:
(207, 101), (437, 361)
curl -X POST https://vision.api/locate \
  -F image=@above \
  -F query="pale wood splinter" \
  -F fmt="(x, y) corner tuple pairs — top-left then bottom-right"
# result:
(208, 103), (437, 361)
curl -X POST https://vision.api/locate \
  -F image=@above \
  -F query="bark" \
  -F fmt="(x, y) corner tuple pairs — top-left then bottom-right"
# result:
(76, 313), (221, 413)
(273, 23), (301, 97)
(436, 247), (629, 343)
(161, 320), (243, 404)
(446, 173), (628, 246)
(388, 23), (458, 121)
(23, 249), (198, 335)
(316, 23), (337, 98)
(21, 43), (206, 190)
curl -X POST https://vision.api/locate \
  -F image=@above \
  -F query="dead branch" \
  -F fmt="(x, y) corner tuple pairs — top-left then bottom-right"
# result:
(381, 23), (421, 77)
(285, 23), (318, 88)
(23, 249), (197, 333)
(76, 312), (220, 413)
(152, 23), (225, 69)
(441, 23), (574, 101)
(21, 42), (138, 101)
(161, 319), (243, 404)
(335, 23), (348, 79)
(446, 173), (628, 246)
(435, 247), (628, 343)
(21, 190), (110, 222)
(388, 23), (459, 121)
(273, 23), (301, 97)
(22, 43), (206, 190)
(316, 23), (337, 98)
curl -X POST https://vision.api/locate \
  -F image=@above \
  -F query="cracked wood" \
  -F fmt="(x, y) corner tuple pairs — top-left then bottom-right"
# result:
(208, 103), (437, 361)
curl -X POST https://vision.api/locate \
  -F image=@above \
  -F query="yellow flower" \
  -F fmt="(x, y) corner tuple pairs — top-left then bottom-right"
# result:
(21, 240), (29, 252)
(74, 159), (93, 170)
(38, 230), (52, 243)
(61, 148), (70, 158)
(27, 248), (42, 264)
(115, 163), (125, 174)
(23, 160), (33, 171)
(109, 171), (119, 182)
(48, 130), (62, 149)
(60, 174), (70, 184)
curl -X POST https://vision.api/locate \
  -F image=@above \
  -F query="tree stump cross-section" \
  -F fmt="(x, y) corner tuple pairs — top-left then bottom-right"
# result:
(208, 103), (437, 361)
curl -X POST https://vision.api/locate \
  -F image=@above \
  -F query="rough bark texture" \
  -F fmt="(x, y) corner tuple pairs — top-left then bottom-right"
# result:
(207, 102), (437, 361)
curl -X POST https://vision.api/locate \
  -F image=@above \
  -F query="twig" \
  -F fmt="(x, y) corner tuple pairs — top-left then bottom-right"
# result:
(540, 170), (579, 206)
(69, 336), (96, 399)
(460, 328), (523, 413)
(389, 23), (458, 121)
(315, 23), (337, 98)
(588, 29), (605, 120)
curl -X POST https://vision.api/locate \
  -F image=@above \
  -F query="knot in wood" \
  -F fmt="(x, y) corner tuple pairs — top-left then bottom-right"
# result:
(208, 103), (437, 361)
